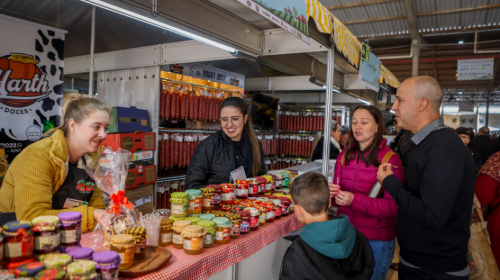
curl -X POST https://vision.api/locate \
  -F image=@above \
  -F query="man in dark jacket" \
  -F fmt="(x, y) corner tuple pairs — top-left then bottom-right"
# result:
(279, 172), (375, 280)
(377, 76), (475, 279)
(469, 126), (499, 166)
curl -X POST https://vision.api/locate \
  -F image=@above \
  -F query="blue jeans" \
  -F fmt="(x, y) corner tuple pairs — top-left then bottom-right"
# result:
(368, 239), (396, 280)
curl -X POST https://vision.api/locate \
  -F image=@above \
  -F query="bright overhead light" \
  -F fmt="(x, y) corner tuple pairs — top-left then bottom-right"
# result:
(323, 85), (327, 88)
(458, 40), (464, 45)
(458, 92), (463, 95)
(80, 0), (237, 53)
(390, 110), (395, 114)
(357, 98), (371, 105)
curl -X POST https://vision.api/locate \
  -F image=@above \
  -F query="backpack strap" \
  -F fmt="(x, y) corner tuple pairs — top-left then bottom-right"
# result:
(340, 152), (346, 167)
(341, 150), (395, 167)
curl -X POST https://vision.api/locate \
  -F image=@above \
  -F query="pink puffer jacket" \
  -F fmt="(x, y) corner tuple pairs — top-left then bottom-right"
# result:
(333, 138), (405, 241)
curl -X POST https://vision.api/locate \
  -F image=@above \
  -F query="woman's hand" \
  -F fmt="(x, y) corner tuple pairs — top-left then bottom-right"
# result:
(335, 190), (354, 206)
(93, 209), (107, 222)
(328, 182), (341, 197)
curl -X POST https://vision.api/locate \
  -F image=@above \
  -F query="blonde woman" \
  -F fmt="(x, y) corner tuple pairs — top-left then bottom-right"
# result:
(0, 94), (109, 232)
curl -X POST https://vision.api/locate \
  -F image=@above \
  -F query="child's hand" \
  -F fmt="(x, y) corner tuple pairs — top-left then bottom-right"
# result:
(328, 182), (341, 197)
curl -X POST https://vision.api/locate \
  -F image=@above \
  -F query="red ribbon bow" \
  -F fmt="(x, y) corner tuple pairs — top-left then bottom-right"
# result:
(108, 190), (135, 216)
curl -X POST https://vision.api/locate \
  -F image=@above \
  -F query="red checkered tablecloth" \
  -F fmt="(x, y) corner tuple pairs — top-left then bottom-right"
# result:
(81, 214), (302, 280)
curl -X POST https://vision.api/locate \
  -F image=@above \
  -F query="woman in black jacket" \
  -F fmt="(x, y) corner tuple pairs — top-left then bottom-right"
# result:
(456, 127), (482, 173)
(310, 120), (342, 162)
(185, 97), (265, 189)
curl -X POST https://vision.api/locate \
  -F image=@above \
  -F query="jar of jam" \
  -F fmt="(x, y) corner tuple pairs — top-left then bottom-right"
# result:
(184, 217), (202, 225)
(199, 213), (215, 221)
(43, 253), (72, 269)
(158, 218), (173, 247)
(170, 192), (189, 218)
(272, 199), (282, 219)
(57, 212), (81, 249)
(172, 220), (191, 249)
(274, 174), (283, 190)
(125, 227), (147, 260)
(109, 234), (135, 269)
(220, 184), (235, 205)
(186, 189), (203, 215)
(227, 214), (241, 239)
(67, 247), (94, 261)
(262, 175), (274, 195)
(290, 170), (298, 183)
(3, 221), (34, 269)
(281, 171), (291, 188)
(236, 211), (251, 234)
(67, 260), (97, 280)
(197, 220), (216, 248)
(181, 225), (206, 255)
(278, 197), (291, 216)
(234, 180), (249, 199)
(258, 207), (267, 226)
(254, 177), (266, 195)
(246, 178), (258, 198)
(213, 217), (232, 244)
(262, 202), (275, 223)
(14, 261), (45, 278)
(93, 251), (121, 280)
(200, 188), (215, 212)
(32, 216), (61, 255)
(206, 185), (222, 209)
(244, 207), (260, 231)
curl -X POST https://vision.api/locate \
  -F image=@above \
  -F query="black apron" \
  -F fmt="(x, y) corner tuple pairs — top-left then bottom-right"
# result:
(0, 157), (95, 226)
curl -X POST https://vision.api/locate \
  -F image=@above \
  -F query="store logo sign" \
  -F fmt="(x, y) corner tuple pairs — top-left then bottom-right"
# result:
(230, 77), (240, 86)
(169, 64), (184, 74)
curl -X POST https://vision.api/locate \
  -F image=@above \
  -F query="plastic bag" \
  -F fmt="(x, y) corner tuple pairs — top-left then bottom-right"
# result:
(83, 147), (142, 249)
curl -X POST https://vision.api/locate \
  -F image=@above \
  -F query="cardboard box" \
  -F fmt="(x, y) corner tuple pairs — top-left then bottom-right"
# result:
(125, 165), (157, 189)
(100, 132), (156, 153)
(129, 150), (155, 169)
(108, 106), (151, 133)
(125, 184), (154, 214)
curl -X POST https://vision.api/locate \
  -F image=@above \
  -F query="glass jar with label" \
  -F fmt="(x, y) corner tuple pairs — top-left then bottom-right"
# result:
(185, 189), (203, 215)
(109, 234), (135, 269)
(172, 220), (191, 249)
(181, 225), (206, 255)
(272, 199), (282, 220)
(158, 218), (173, 247)
(236, 211), (250, 234)
(125, 227), (147, 260)
(226, 214), (241, 239)
(220, 184), (235, 205)
(184, 217), (201, 225)
(206, 185), (222, 209)
(199, 213), (215, 221)
(213, 217), (232, 244)
(258, 207), (267, 226)
(290, 170), (298, 183)
(42, 253), (72, 269)
(243, 207), (260, 231)
(197, 220), (216, 248)
(278, 197), (291, 216)
(170, 192), (189, 218)
(254, 177), (266, 195)
(32, 216), (61, 255)
(93, 251), (121, 280)
(262, 202), (275, 223)
(234, 180), (249, 199)
(261, 175), (274, 195)
(281, 171), (291, 188)
(3, 221), (34, 269)
(57, 212), (81, 249)
(200, 188), (215, 212)
(273, 174), (283, 190)
(66, 260), (97, 280)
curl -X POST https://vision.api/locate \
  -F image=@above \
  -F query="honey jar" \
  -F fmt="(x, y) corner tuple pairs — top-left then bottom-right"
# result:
(185, 189), (203, 215)
(125, 227), (147, 260)
(109, 234), (135, 269)
(226, 214), (241, 239)
(172, 220), (191, 249)
(197, 220), (216, 248)
(200, 188), (215, 212)
(158, 219), (173, 247)
(213, 217), (232, 244)
(181, 225), (206, 255)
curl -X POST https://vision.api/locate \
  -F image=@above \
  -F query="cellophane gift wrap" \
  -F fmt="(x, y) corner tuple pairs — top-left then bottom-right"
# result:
(83, 147), (143, 250)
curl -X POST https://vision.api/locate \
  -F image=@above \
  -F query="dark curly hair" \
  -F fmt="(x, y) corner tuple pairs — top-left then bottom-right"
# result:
(455, 127), (475, 142)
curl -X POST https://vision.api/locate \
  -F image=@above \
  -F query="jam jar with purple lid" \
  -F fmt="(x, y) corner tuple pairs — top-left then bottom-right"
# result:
(93, 251), (121, 280)
(57, 212), (82, 247)
(67, 247), (94, 261)
(32, 216), (61, 255)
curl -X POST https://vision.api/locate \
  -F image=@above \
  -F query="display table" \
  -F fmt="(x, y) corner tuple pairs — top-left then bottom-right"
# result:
(81, 214), (302, 280)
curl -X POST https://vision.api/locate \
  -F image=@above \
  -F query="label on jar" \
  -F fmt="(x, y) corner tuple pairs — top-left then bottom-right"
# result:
(188, 198), (202, 211)
(220, 192), (234, 201)
(5, 235), (33, 258)
(234, 188), (248, 197)
(215, 229), (230, 241)
(35, 234), (60, 250)
(258, 184), (266, 193)
(101, 270), (117, 280)
(173, 233), (183, 244)
(282, 206), (288, 215)
(184, 237), (203, 250)
(241, 220), (250, 232)
(203, 234), (212, 245)
(250, 217), (259, 228)
(162, 233), (172, 243)
(231, 224), (240, 236)
(202, 198), (214, 207)
(171, 204), (186, 215)
(275, 208), (281, 217)
(259, 214), (266, 224)
(61, 224), (81, 243)
(266, 211), (275, 220)
(248, 186), (258, 195)
(275, 180), (282, 188)
(284, 178), (289, 187)
(117, 248), (134, 265)
(265, 183), (272, 191)
(136, 240), (146, 254)
(214, 193), (221, 204)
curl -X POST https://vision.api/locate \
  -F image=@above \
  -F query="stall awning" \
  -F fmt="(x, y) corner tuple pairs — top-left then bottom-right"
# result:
(306, 0), (332, 34)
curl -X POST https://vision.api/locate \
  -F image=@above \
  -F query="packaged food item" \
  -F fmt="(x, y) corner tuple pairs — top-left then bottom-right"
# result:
(234, 180), (249, 199)
(158, 219), (173, 247)
(34, 268), (66, 280)
(42, 253), (72, 269)
(278, 197), (291, 216)
(184, 217), (201, 225)
(206, 185), (221, 209)
(254, 177), (266, 195)
(226, 214), (241, 239)
(67, 247), (94, 261)
(32, 216), (61, 255)
(258, 207), (267, 226)
(212, 217), (232, 244)
(66, 260), (97, 280)
(14, 262), (45, 278)
(57, 212), (82, 249)
(261, 175), (274, 194)
(181, 225), (206, 255)
(169, 216), (185, 223)
(262, 201), (276, 223)
(124, 227), (147, 259)
(197, 220), (216, 248)
(220, 184), (235, 205)
(281, 171), (291, 187)
(273, 173), (283, 190)
(200, 188), (215, 212)
(213, 211), (227, 218)
(185, 189), (203, 215)
(199, 214), (215, 221)
(109, 234), (135, 269)
(247, 178), (258, 198)
(93, 251), (121, 280)
(236, 211), (251, 234)
(271, 199), (282, 219)
(172, 220), (191, 249)
(244, 207), (260, 231)
(3, 221), (34, 269)
(170, 192), (189, 218)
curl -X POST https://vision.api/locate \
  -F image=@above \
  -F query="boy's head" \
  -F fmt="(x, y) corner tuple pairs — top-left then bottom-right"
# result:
(290, 172), (330, 224)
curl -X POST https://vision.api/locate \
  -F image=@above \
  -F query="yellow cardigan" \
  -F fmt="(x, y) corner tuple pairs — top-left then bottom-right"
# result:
(0, 129), (106, 233)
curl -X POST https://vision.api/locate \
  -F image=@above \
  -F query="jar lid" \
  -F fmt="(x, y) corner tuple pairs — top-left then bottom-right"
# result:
(278, 197), (291, 203)
(197, 220), (216, 229)
(227, 214), (241, 222)
(212, 217), (232, 227)
(231, 205), (245, 212)
(184, 217), (202, 225)
(185, 189), (203, 199)
(199, 214), (215, 220)
(213, 211), (227, 217)
(220, 183), (234, 192)
(14, 262), (45, 277)
(67, 247), (94, 261)
(206, 184), (221, 191)
(59, 244), (81, 254)
(274, 173), (283, 179)
(261, 175), (273, 182)
(247, 178), (257, 183)
(235, 180), (249, 185)
(109, 234), (135, 247)
(236, 210), (250, 218)
(171, 192), (189, 199)
(169, 216), (185, 222)
(43, 254), (72, 269)
(3, 221), (32, 234)
(67, 260), (96, 278)
(57, 212), (82, 227)
(35, 268), (66, 280)
(181, 225), (206, 238)
(125, 227), (148, 242)
(92, 251), (121, 270)
(172, 220), (191, 230)
(160, 218), (173, 227)
(244, 207), (260, 216)
(265, 195), (278, 199)
(200, 188), (215, 194)
(32, 216), (61, 232)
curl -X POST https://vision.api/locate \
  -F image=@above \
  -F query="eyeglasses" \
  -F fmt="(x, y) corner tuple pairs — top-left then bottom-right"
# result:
(220, 117), (243, 126)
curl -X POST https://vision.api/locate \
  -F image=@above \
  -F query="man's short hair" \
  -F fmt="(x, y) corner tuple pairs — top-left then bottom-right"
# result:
(479, 126), (490, 135)
(340, 125), (350, 136)
(290, 172), (330, 215)
(406, 76), (444, 111)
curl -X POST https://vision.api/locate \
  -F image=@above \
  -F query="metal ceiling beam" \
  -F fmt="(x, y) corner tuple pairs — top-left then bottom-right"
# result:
(416, 4), (500, 16)
(403, 0), (419, 77)
(357, 26), (500, 40)
(343, 15), (406, 25)
(326, 0), (399, 10)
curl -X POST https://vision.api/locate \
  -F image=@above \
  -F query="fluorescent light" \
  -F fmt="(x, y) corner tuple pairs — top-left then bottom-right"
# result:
(332, 89), (340, 93)
(458, 40), (464, 45)
(357, 98), (371, 105)
(80, 0), (237, 53)
(323, 85), (327, 88)
(390, 110), (395, 114)
(458, 92), (463, 95)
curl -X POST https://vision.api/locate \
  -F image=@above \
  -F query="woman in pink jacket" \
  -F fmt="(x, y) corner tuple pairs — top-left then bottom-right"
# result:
(331, 106), (405, 280)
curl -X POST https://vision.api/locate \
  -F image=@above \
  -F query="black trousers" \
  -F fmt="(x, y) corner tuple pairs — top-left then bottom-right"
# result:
(399, 263), (468, 280)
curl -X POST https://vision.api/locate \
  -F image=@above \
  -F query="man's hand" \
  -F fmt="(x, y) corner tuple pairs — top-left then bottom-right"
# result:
(377, 163), (394, 184)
